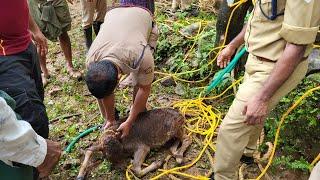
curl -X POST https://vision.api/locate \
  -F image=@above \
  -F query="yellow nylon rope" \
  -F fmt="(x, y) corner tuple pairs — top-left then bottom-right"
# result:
(310, 153), (320, 171)
(256, 86), (320, 180)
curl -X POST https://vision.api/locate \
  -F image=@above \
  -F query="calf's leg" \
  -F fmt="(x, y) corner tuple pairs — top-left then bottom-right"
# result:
(170, 139), (180, 155)
(77, 145), (102, 180)
(132, 145), (164, 177)
(174, 133), (192, 164)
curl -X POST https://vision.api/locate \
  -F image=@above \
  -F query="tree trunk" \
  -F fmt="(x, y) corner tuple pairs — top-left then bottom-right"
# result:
(212, 0), (253, 75)
(214, 0), (253, 47)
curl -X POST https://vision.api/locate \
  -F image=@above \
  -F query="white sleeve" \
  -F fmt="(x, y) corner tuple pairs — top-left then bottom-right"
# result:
(0, 97), (47, 167)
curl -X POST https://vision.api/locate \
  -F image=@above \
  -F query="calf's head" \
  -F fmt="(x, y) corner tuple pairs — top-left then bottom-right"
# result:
(100, 129), (124, 163)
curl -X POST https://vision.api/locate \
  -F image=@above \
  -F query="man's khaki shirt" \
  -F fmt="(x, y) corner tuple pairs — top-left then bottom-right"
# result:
(245, 0), (320, 61)
(86, 7), (158, 86)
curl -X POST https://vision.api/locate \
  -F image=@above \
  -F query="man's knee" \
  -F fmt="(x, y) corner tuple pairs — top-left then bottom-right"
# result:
(17, 100), (49, 138)
(10, 91), (49, 138)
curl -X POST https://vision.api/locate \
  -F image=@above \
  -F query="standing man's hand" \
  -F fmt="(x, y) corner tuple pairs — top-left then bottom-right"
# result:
(32, 31), (48, 57)
(29, 11), (48, 57)
(216, 24), (247, 68)
(37, 140), (62, 178)
(242, 95), (268, 125)
(117, 120), (133, 138)
(217, 44), (236, 68)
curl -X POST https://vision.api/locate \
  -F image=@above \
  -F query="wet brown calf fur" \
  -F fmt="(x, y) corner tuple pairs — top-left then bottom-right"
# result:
(77, 108), (192, 179)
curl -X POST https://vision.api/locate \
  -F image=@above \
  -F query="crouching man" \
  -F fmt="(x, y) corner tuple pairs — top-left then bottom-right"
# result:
(85, 6), (158, 138)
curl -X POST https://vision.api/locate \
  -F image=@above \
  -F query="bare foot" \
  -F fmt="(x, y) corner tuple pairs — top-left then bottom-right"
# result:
(41, 74), (50, 87)
(67, 67), (82, 80)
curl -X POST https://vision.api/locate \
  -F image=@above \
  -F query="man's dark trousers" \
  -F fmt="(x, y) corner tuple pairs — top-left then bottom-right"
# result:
(0, 42), (49, 138)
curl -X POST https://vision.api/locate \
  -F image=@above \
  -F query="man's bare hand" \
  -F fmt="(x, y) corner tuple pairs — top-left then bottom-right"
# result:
(37, 140), (61, 178)
(103, 120), (115, 130)
(32, 31), (48, 57)
(217, 44), (236, 68)
(242, 96), (268, 125)
(117, 120), (133, 138)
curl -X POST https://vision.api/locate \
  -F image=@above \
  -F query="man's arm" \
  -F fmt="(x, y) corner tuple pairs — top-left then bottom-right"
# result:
(0, 97), (61, 178)
(117, 84), (151, 138)
(227, 24), (247, 50)
(0, 97), (47, 167)
(101, 94), (117, 129)
(148, 24), (159, 54)
(257, 43), (306, 101)
(28, 12), (48, 57)
(243, 43), (306, 125)
(217, 24), (247, 68)
(243, 0), (320, 125)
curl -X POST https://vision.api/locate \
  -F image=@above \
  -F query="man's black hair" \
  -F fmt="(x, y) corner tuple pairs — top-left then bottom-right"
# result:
(85, 60), (118, 99)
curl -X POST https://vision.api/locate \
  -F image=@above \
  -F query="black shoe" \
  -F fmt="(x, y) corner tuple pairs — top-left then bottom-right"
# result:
(240, 155), (254, 165)
(209, 172), (214, 180)
(83, 27), (93, 50)
(93, 21), (103, 35)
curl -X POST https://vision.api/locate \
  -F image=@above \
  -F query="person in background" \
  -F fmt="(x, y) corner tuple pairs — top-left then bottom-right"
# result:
(28, 0), (82, 86)
(120, 0), (155, 14)
(80, 0), (107, 50)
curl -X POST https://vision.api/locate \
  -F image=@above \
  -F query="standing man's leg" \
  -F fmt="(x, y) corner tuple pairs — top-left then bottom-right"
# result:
(81, 0), (95, 50)
(93, 0), (107, 35)
(214, 55), (308, 180)
(58, 31), (81, 78)
(54, 0), (82, 78)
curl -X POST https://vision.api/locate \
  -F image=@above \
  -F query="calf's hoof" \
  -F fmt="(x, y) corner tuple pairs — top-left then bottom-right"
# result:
(173, 154), (184, 164)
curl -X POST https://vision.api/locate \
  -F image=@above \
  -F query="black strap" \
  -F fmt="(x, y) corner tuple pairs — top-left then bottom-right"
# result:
(259, 0), (284, 21)
(133, 44), (149, 69)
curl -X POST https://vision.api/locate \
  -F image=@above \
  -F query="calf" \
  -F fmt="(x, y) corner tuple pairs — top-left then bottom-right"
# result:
(77, 108), (191, 179)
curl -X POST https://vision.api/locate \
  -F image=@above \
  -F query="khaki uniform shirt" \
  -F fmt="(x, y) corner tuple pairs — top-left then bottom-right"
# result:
(245, 0), (320, 61)
(86, 7), (158, 86)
